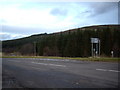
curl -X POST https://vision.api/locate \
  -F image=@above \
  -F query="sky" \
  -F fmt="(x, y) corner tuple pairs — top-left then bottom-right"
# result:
(0, 0), (119, 40)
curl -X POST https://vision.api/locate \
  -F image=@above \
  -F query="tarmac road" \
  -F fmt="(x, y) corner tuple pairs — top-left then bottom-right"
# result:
(2, 58), (120, 88)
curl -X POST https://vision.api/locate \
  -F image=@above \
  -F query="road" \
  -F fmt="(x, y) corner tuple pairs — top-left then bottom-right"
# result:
(2, 58), (120, 88)
(0, 58), (2, 89)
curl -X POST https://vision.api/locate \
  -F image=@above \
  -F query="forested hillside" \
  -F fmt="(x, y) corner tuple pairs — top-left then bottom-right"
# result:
(2, 25), (120, 57)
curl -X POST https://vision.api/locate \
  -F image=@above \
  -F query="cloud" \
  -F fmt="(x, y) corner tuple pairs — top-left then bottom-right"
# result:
(89, 2), (117, 17)
(50, 8), (68, 16)
(0, 32), (30, 40)
(1, 7), (57, 27)
(118, 2), (120, 24)
(0, 33), (11, 40)
(0, 32), (28, 40)
(2, 25), (48, 34)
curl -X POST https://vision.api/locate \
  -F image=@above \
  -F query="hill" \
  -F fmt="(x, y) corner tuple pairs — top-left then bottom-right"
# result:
(2, 25), (120, 57)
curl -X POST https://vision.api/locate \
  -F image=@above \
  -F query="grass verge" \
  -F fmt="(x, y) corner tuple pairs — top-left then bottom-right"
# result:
(2, 56), (120, 62)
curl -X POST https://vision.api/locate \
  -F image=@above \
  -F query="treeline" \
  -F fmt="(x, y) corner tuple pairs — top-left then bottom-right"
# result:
(2, 33), (47, 55)
(2, 25), (120, 57)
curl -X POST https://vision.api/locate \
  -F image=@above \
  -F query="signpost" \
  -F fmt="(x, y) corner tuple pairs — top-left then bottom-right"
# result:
(91, 38), (99, 43)
(34, 42), (36, 56)
(111, 51), (113, 57)
(91, 38), (100, 57)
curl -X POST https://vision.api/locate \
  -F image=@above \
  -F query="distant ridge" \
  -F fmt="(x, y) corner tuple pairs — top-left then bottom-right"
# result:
(53, 24), (119, 34)
(3, 24), (119, 41)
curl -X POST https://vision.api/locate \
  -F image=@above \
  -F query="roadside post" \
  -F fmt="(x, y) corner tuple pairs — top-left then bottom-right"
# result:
(91, 38), (100, 57)
(34, 42), (36, 56)
(111, 51), (114, 57)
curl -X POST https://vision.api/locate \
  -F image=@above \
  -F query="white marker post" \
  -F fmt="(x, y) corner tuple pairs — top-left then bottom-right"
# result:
(34, 42), (36, 56)
(99, 40), (100, 56)
(111, 51), (114, 57)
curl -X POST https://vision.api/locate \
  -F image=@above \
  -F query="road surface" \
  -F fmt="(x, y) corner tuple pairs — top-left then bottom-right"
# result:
(2, 58), (120, 88)
(0, 58), (2, 89)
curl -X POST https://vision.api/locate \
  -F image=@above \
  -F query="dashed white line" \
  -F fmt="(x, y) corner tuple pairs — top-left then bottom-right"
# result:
(96, 68), (120, 72)
(31, 67), (41, 70)
(96, 69), (107, 71)
(31, 62), (66, 67)
(8, 60), (21, 62)
(108, 70), (120, 73)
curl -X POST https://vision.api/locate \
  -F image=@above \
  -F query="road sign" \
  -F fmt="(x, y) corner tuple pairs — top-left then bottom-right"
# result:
(91, 38), (100, 57)
(91, 38), (99, 43)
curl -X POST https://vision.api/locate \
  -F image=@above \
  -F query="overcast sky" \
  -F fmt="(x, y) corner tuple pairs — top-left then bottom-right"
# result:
(0, 0), (119, 40)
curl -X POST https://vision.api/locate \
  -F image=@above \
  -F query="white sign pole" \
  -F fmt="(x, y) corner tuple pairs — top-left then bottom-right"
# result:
(99, 40), (100, 56)
(91, 43), (93, 57)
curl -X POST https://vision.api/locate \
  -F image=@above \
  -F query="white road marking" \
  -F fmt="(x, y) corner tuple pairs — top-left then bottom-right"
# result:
(96, 68), (120, 72)
(96, 69), (107, 71)
(31, 67), (41, 70)
(108, 70), (120, 73)
(8, 60), (21, 62)
(31, 62), (66, 67)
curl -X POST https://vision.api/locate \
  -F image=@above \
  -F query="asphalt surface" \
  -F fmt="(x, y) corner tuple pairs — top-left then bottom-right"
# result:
(0, 58), (2, 89)
(2, 58), (120, 88)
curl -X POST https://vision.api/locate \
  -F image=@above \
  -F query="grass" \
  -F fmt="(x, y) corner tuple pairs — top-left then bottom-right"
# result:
(2, 55), (120, 62)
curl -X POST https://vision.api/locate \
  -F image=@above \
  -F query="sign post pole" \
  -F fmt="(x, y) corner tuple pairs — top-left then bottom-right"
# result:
(99, 40), (100, 56)
(91, 43), (93, 57)
(91, 38), (100, 57)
